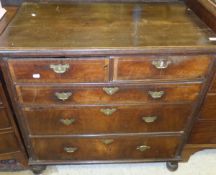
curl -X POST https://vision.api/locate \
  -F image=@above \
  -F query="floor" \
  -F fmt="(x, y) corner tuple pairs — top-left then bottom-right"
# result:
(0, 149), (216, 175)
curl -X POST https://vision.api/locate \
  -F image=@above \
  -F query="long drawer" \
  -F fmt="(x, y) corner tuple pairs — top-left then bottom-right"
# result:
(8, 58), (109, 83)
(0, 132), (19, 154)
(22, 104), (192, 135)
(31, 136), (181, 161)
(16, 84), (201, 105)
(113, 55), (211, 81)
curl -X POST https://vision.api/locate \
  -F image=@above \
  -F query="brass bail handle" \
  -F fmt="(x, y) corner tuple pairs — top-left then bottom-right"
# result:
(100, 108), (117, 116)
(55, 92), (72, 101)
(148, 91), (165, 99)
(136, 145), (151, 152)
(64, 147), (78, 153)
(50, 64), (70, 74)
(142, 116), (158, 123)
(103, 87), (119, 95)
(60, 118), (76, 126)
(152, 59), (172, 69)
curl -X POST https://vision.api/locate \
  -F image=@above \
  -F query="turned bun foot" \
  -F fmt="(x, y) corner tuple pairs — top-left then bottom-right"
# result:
(30, 165), (46, 174)
(166, 161), (178, 171)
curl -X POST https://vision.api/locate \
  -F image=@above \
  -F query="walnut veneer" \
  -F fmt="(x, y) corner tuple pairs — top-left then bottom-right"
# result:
(0, 1), (216, 174)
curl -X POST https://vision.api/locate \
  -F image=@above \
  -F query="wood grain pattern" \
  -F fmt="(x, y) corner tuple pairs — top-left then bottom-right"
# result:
(22, 104), (192, 135)
(0, 2), (215, 51)
(0, 107), (11, 129)
(8, 58), (109, 83)
(189, 120), (216, 144)
(0, 132), (19, 154)
(199, 93), (216, 120)
(113, 55), (212, 81)
(31, 136), (181, 161)
(16, 84), (202, 105)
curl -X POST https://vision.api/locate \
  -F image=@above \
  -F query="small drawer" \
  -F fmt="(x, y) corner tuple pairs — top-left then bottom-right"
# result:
(0, 132), (19, 154)
(8, 58), (109, 83)
(189, 120), (216, 144)
(23, 104), (192, 135)
(16, 84), (201, 105)
(31, 136), (181, 161)
(200, 94), (216, 120)
(113, 55), (211, 81)
(0, 107), (11, 129)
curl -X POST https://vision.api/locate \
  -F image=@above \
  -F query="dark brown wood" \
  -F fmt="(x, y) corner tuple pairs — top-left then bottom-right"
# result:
(31, 135), (181, 161)
(0, 107), (11, 129)
(0, 132), (19, 154)
(0, 2), (216, 57)
(22, 104), (192, 135)
(0, 7), (17, 35)
(113, 55), (212, 81)
(15, 84), (202, 105)
(186, 0), (216, 33)
(1, 1), (216, 171)
(199, 93), (216, 120)
(189, 120), (216, 144)
(8, 58), (109, 83)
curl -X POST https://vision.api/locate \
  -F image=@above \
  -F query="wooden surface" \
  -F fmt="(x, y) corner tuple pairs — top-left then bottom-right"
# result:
(0, 7), (17, 35)
(23, 104), (191, 135)
(31, 136), (181, 161)
(0, 2), (216, 55)
(15, 84), (201, 105)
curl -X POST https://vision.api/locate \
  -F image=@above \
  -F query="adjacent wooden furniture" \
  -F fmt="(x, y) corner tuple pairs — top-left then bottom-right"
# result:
(182, 0), (216, 161)
(0, 6), (28, 171)
(0, 1), (216, 174)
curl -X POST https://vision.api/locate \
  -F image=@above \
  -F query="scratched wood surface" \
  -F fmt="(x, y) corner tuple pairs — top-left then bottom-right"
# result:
(0, 2), (215, 50)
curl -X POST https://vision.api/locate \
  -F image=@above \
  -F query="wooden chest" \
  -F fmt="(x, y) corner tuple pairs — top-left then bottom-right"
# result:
(0, 1), (216, 173)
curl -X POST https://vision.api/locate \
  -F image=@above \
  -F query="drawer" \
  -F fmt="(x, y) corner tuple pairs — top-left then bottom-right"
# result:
(8, 58), (109, 83)
(0, 107), (11, 129)
(0, 132), (19, 154)
(23, 104), (192, 135)
(200, 94), (216, 120)
(31, 136), (181, 160)
(16, 84), (201, 105)
(113, 55), (211, 81)
(209, 75), (216, 93)
(189, 120), (216, 144)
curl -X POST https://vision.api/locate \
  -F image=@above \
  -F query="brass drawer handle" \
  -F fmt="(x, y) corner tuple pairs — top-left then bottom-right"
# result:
(100, 108), (117, 116)
(55, 92), (72, 101)
(60, 118), (75, 126)
(136, 145), (151, 152)
(152, 60), (171, 69)
(142, 116), (158, 123)
(64, 147), (78, 153)
(148, 91), (164, 99)
(50, 64), (70, 74)
(101, 139), (114, 145)
(103, 87), (119, 95)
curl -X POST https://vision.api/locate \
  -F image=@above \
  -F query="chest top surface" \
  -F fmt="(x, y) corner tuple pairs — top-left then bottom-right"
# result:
(0, 2), (216, 55)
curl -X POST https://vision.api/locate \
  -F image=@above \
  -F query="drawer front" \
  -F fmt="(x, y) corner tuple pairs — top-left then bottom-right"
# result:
(16, 84), (201, 105)
(23, 104), (191, 135)
(113, 55), (211, 81)
(8, 58), (109, 83)
(200, 94), (216, 120)
(210, 75), (216, 93)
(31, 136), (180, 160)
(0, 132), (19, 154)
(0, 107), (11, 129)
(189, 120), (216, 144)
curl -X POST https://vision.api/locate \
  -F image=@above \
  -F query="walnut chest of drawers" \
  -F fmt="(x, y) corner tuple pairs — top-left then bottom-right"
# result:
(0, 1), (216, 174)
